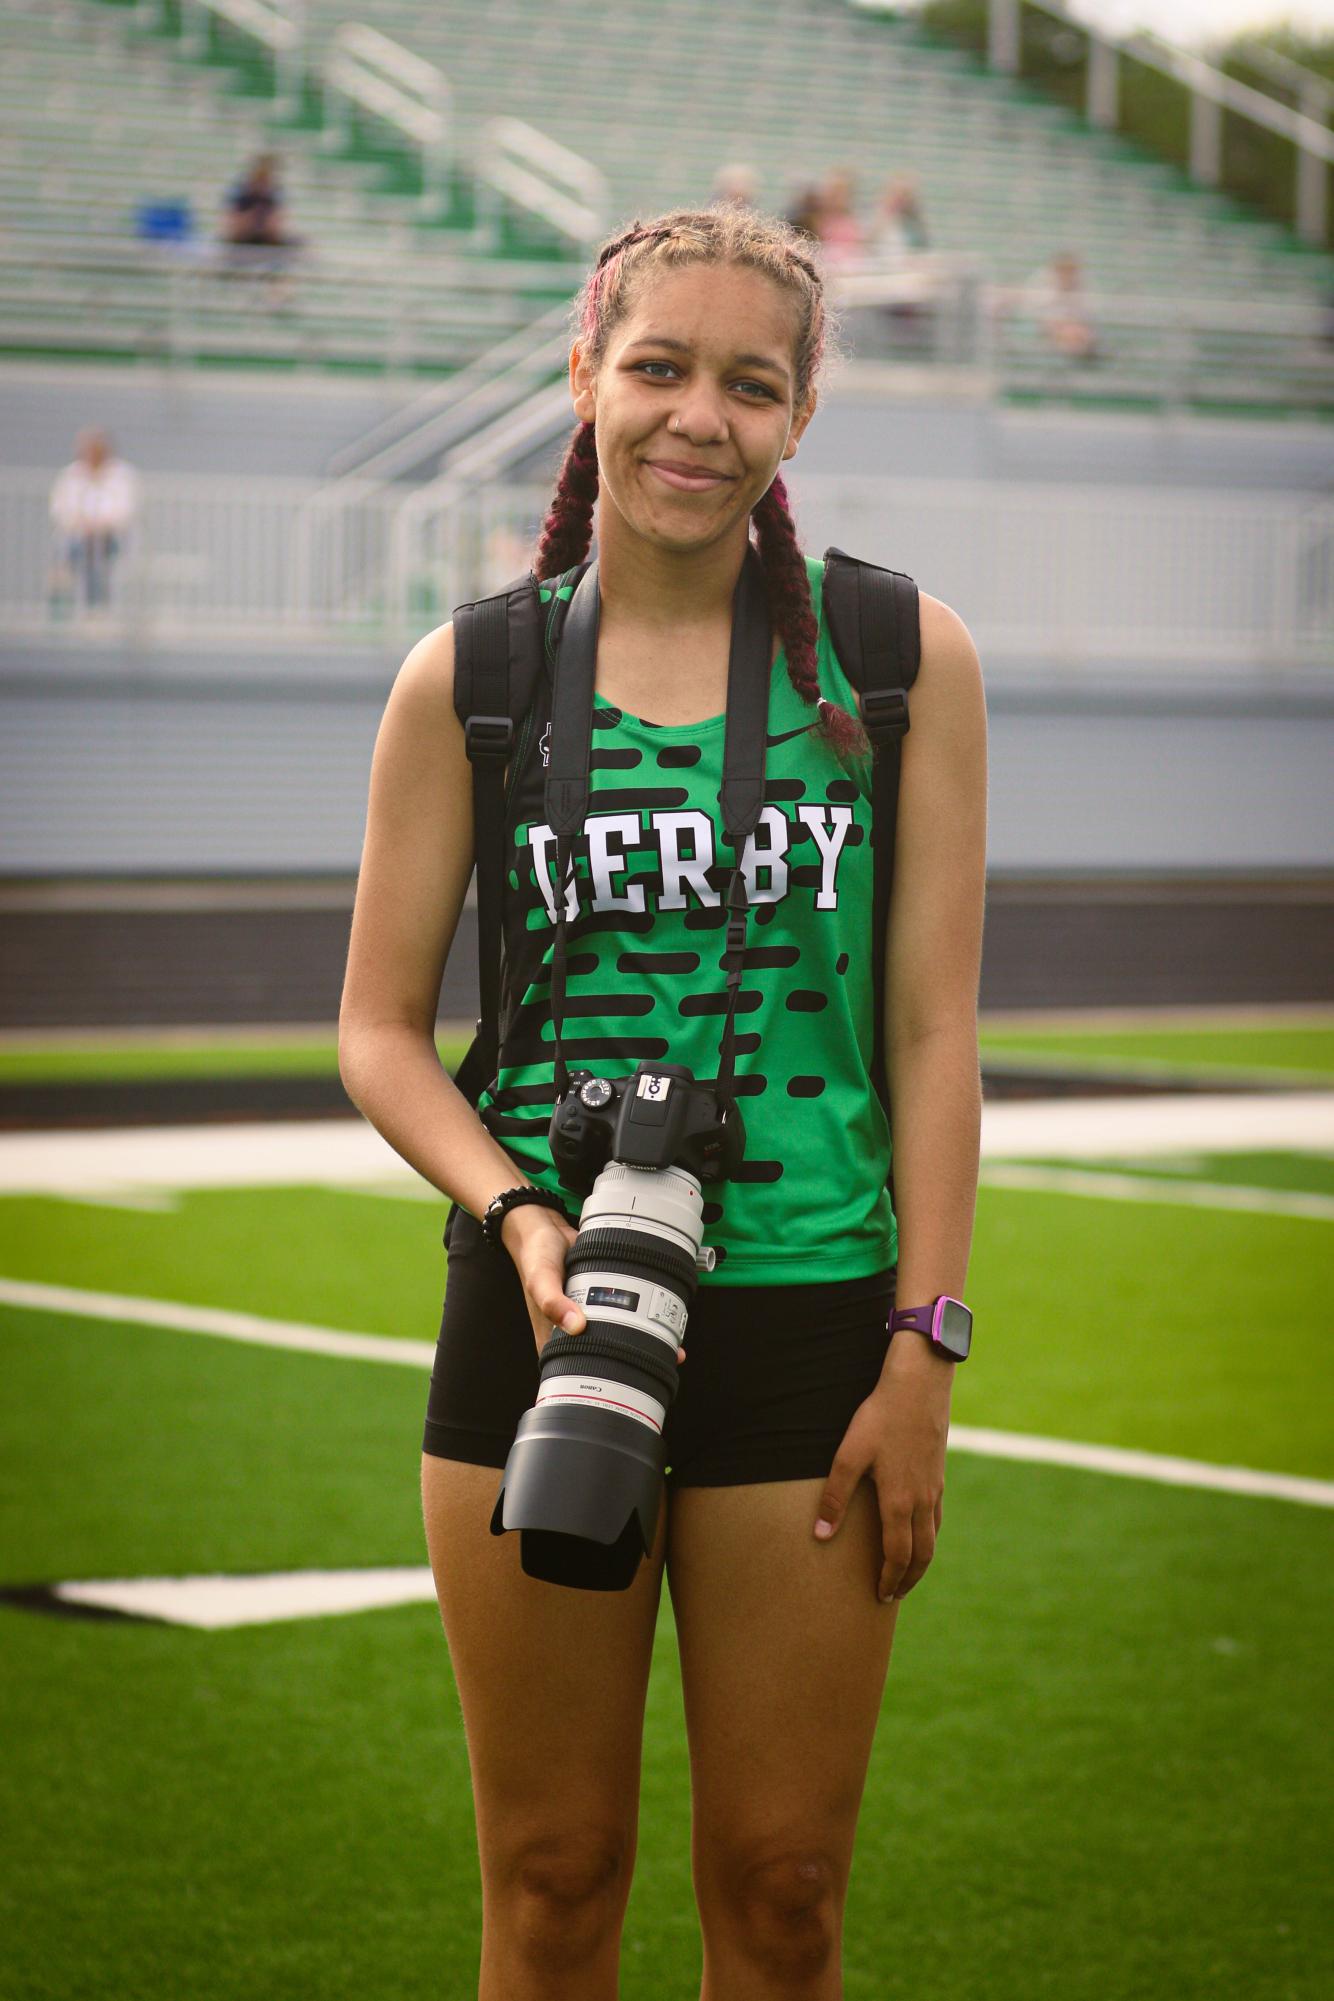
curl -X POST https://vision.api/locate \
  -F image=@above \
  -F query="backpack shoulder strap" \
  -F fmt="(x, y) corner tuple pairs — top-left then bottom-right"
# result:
(450, 565), (589, 1110)
(820, 545), (921, 724)
(450, 570), (546, 1109)
(820, 546), (920, 1146)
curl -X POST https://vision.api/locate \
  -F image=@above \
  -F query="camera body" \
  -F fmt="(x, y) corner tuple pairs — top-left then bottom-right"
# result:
(490, 1061), (746, 1590)
(550, 1062), (747, 1189)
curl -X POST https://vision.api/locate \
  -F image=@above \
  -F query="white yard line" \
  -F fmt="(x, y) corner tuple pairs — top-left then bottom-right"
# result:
(980, 1163), (1334, 1220)
(0, 1119), (431, 1198)
(0, 1278), (433, 1369)
(979, 1091), (1334, 1159)
(52, 1567), (438, 1630)
(0, 1094), (1332, 1198)
(4, 1276), (1330, 1512)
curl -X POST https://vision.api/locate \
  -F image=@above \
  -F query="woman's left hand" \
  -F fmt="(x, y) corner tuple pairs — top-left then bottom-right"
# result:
(812, 1335), (953, 1601)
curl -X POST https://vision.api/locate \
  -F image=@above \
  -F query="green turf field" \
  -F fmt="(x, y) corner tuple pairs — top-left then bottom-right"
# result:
(0, 1035), (470, 1085)
(1, 1019), (1331, 1998)
(2, 1015), (1330, 1086)
(978, 1018), (1334, 1085)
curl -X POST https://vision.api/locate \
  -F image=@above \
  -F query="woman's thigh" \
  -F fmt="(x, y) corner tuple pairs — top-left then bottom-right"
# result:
(666, 1477), (898, 1989)
(422, 1454), (666, 1867)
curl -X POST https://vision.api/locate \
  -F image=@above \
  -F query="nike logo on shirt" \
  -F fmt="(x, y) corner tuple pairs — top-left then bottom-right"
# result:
(765, 724), (815, 747)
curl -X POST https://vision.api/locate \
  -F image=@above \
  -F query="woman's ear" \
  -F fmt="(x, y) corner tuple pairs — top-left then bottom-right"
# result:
(781, 390), (817, 464)
(570, 343), (597, 426)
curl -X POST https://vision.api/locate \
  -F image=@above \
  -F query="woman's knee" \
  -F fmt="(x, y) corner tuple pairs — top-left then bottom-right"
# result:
(491, 1823), (636, 1967)
(702, 1830), (842, 1982)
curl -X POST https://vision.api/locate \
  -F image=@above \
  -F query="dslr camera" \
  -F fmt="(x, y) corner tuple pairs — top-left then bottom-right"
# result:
(490, 1061), (745, 1590)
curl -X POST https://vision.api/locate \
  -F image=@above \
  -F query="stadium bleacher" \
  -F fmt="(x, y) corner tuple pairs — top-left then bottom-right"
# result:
(292, 0), (1320, 294)
(1, 0), (1329, 403)
(0, 0), (577, 372)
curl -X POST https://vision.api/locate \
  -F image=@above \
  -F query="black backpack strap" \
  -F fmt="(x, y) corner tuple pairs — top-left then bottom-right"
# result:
(820, 546), (919, 1130)
(450, 570), (550, 1109)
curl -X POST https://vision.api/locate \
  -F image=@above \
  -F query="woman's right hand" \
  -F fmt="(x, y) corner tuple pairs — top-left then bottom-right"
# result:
(499, 1202), (686, 1367)
(501, 1202), (586, 1356)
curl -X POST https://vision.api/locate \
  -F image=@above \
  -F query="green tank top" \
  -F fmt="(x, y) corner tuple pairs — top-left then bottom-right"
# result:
(475, 553), (897, 1285)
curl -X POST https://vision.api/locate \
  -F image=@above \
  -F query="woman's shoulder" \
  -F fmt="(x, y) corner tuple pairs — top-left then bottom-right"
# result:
(379, 620), (466, 759)
(396, 618), (457, 704)
(911, 590), (987, 759)
(917, 590), (983, 686)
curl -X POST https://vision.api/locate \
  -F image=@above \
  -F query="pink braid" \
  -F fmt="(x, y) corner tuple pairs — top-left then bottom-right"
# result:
(534, 421), (599, 578)
(752, 476), (868, 761)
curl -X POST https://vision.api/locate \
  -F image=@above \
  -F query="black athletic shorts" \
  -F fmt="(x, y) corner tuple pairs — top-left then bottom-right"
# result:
(422, 1203), (898, 1488)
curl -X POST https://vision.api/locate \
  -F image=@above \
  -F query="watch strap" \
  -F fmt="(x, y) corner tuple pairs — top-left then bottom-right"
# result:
(890, 1295), (972, 1361)
(890, 1303), (938, 1337)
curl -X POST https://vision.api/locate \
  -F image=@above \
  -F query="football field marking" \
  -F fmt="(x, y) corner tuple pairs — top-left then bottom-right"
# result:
(980, 1163), (1334, 1220)
(52, 1566), (438, 1629)
(1, 1093), (1332, 1198)
(4, 1276), (1331, 1512)
(0, 1277), (432, 1368)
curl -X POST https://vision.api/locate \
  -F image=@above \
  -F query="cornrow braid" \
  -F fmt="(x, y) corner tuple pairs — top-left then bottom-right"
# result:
(753, 477), (868, 762)
(594, 221), (675, 269)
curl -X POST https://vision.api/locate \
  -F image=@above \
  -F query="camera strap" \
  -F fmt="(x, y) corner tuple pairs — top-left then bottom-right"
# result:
(544, 544), (773, 1115)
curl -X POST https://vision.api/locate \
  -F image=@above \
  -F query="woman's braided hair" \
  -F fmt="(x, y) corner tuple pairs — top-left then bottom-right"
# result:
(534, 205), (868, 760)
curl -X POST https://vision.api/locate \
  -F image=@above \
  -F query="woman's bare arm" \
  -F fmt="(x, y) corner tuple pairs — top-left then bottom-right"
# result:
(880, 589), (988, 1323)
(812, 590), (988, 1595)
(338, 621), (587, 1346)
(341, 621), (501, 1208)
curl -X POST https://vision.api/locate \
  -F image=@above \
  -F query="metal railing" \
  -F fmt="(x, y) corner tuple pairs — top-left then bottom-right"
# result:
(2, 232), (1328, 403)
(0, 238), (577, 376)
(831, 268), (1334, 413)
(1, 470), (398, 642)
(475, 117), (608, 251)
(135, 0), (307, 118)
(5, 469), (1328, 677)
(387, 472), (1333, 672)
(322, 24), (450, 218)
(984, 0), (1334, 245)
(324, 299), (576, 482)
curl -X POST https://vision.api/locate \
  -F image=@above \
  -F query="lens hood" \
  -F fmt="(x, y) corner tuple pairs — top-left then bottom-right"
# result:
(490, 1402), (665, 1591)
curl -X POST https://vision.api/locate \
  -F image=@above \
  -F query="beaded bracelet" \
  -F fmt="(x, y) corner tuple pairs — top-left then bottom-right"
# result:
(480, 1184), (570, 1251)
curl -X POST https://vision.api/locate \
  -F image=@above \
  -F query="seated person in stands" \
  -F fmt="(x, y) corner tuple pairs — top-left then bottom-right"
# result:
(220, 153), (303, 253)
(869, 171), (936, 348)
(1022, 250), (1101, 363)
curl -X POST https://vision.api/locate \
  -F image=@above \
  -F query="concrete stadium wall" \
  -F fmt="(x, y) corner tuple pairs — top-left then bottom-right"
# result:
(10, 361), (1333, 491)
(0, 363), (407, 479)
(4, 368), (1329, 878)
(1, 647), (1331, 876)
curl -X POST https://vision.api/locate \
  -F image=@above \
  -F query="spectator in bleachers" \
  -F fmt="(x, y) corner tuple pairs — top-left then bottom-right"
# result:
(785, 182), (825, 245)
(868, 170), (937, 350)
(1021, 250), (1102, 363)
(221, 153), (301, 253)
(870, 172), (930, 262)
(711, 163), (760, 210)
(812, 168), (865, 264)
(48, 428), (139, 613)
(219, 153), (305, 306)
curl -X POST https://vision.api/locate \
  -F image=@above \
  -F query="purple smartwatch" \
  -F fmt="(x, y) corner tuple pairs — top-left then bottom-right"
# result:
(889, 1295), (973, 1362)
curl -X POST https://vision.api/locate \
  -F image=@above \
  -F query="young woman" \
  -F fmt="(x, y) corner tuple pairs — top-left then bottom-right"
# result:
(339, 205), (987, 2001)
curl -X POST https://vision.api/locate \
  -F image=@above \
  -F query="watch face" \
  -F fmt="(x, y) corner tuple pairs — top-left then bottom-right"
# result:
(935, 1297), (972, 1361)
